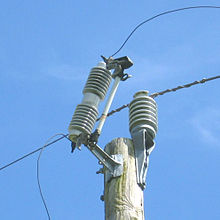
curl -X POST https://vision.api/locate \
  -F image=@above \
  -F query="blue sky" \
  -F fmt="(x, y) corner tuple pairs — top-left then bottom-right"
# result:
(1, 1), (220, 219)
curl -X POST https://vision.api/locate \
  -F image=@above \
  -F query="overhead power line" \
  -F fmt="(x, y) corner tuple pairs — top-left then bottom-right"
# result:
(0, 134), (70, 171)
(1, 6), (220, 173)
(0, 75), (219, 171)
(150, 75), (220, 98)
(103, 75), (220, 119)
(0, 133), (71, 220)
(37, 134), (69, 220)
(111, 5), (220, 57)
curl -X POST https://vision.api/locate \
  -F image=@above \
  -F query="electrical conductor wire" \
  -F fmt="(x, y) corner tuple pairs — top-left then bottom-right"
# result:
(37, 133), (70, 220)
(0, 134), (70, 171)
(111, 5), (220, 57)
(99, 75), (220, 119)
(1, 6), (220, 172)
(1, 6), (219, 218)
(0, 75), (219, 170)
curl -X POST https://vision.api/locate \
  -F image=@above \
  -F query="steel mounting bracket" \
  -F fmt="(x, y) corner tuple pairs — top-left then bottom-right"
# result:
(131, 127), (155, 190)
(87, 142), (123, 180)
(76, 133), (123, 179)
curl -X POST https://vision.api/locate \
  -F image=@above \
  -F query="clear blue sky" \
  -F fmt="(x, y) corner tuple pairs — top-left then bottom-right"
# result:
(1, 1), (220, 219)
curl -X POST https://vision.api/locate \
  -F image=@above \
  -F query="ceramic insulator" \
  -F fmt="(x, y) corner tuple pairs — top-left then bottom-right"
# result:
(83, 64), (112, 100)
(68, 62), (112, 142)
(129, 90), (158, 139)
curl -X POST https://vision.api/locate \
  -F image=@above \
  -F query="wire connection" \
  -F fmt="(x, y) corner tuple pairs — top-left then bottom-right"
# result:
(0, 134), (70, 171)
(101, 75), (220, 119)
(37, 133), (69, 220)
(1, 75), (219, 168)
(111, 5), (220, 57)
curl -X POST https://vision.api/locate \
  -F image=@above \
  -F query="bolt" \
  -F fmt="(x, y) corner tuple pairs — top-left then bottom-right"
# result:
(96, 168), (104, 174)
(100, 195), (104, 201)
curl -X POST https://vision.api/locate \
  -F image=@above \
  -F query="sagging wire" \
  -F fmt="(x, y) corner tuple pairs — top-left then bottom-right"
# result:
(37, 133), (70, 220)
(1, 6), (220, 172)
(0, 134), (70, 171)
(0, 75), (219, 171)
(0, 75), (219, 170)
(0, 133), (71, 219)
(111, 5), (220, 57)
(1, 5), (219, 219)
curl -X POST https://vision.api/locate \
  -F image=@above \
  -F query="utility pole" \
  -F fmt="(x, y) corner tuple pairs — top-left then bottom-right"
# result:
(68, 57), (158, 220)
(104, 138), (144, 220)
(103, 91), (157, 220)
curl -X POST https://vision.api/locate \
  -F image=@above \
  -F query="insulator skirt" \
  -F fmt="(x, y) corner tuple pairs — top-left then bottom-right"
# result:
(69, 104), (98, 135)
(83, 67), (112, 100)
(129, 93), (158, 139)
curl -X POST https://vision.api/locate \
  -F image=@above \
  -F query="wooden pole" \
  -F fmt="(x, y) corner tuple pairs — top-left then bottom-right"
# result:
(104, 138), (145, 220)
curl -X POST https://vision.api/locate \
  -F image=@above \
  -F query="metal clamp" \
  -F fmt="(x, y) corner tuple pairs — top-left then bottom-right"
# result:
(88, 142), (123, 179)
(129, 90), (158, 190)
(131, 128), (155, 190)
(101, 55), (133, 80)
(75, 133), (123, 179)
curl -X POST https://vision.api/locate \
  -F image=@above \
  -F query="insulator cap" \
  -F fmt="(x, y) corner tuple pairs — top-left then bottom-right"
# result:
(83, 64), (112, 100)
(129, 91), (158, 139)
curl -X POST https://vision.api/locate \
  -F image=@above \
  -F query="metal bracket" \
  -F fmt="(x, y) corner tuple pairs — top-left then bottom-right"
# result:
(101, 55), (133, 80)
(104, 154), (123, 183)
(131, 128), (155, 190)
(87, 142), (123, 179)
(75, 133), (123, 178)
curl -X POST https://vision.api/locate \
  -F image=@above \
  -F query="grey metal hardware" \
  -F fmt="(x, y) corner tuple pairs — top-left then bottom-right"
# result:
(131, 127), (155, 190)
(75, 132), (123, 179)
(96, 167), (104, 174)
(129, 91), (158, 190)
(101, 55), (133, 71)
(95, 76), (121, 136)
(104, 154), (123, 183)
(87, 142), (123, 179)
